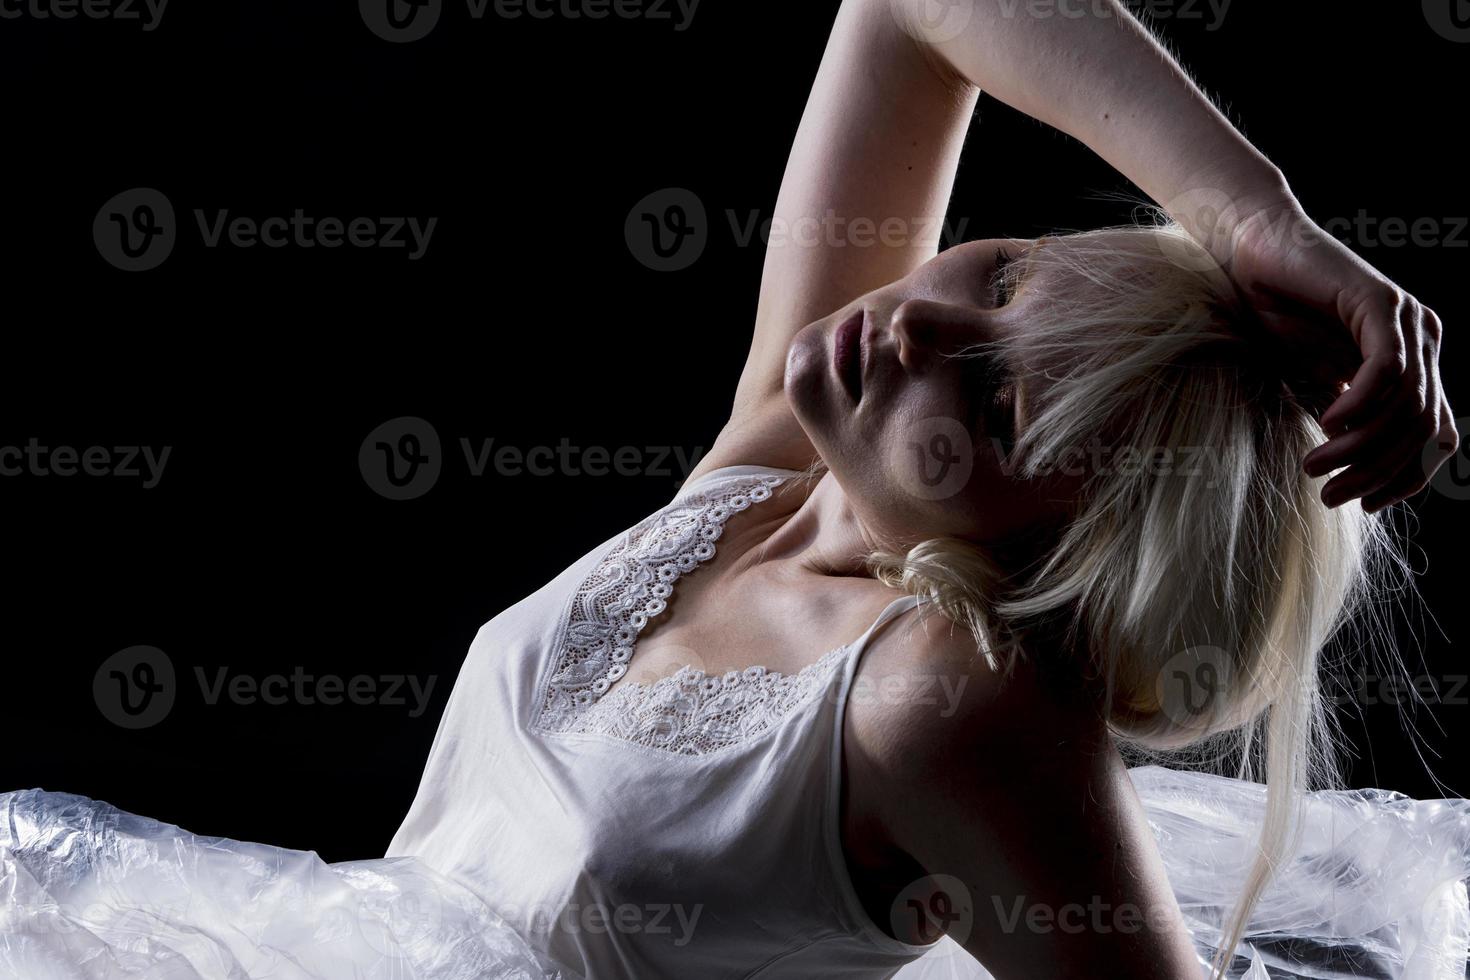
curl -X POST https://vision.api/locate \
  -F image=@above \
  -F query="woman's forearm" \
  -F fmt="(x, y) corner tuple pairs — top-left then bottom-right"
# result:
(892, 0), (1292, 253)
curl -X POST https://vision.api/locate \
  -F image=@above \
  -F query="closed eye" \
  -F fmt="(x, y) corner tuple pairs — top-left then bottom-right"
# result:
(985, 373), (1019, 454)
(962, 357), (1019, 452)
(989, 247), (1017, 306)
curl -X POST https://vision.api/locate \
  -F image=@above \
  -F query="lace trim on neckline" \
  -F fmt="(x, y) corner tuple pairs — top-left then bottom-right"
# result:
(534, 471), (850, 754)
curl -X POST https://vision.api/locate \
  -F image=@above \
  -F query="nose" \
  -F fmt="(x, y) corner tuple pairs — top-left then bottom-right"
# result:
(889, 299), (988, 372)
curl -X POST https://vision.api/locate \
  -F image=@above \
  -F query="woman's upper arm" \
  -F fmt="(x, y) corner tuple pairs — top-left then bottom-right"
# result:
(737, 0), (976, 408)
(687, 0), (978, 482)
(848, 633), (1203, 979)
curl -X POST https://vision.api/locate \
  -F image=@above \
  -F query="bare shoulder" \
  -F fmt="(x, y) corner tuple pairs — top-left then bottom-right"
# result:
(847, 608), (1201, 978)
(848, 606), (1108, 786)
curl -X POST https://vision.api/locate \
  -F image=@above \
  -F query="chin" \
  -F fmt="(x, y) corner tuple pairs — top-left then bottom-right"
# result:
(782, 324), (831, 425)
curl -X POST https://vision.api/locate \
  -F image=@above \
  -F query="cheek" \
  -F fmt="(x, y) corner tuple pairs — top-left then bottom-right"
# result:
(876, 411), (1065, 542)
(875, 420), (982, 532)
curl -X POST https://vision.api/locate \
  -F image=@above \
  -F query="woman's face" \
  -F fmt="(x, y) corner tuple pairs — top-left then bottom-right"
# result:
(785, 238), (1085, 560)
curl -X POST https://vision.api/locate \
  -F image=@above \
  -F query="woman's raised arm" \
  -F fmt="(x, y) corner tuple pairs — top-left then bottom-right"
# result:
(694, 0), (979, 477)
(705, 0), (1452, 511)
(710, 0), (1282, 472)
(900, 0), (1454, 509)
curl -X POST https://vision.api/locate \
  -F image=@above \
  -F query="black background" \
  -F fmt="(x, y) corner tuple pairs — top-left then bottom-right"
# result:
(2, 0), (1466, 863)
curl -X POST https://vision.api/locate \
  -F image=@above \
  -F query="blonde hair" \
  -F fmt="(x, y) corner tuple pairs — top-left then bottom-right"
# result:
(861, 223), (1405, 977)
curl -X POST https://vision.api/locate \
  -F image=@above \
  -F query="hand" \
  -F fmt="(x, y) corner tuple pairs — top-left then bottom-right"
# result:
(1224, 200), (1458, 512)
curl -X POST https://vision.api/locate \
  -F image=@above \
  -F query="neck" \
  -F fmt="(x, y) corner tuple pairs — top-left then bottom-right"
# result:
(724, 470), (878, 580)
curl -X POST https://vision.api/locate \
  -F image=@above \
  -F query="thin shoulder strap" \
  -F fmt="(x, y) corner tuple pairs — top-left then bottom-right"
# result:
(822, 590), (941, 958)
(847, 593), (923, 670)
(870, 593), (922, 632)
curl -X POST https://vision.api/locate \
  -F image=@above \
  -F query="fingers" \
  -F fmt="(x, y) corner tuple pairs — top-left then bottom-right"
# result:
(1308, 300), (1434, 508)
(1308, 300), (1454, 512)
(1360, 403), (1458, 513)
(1318, 288), (1408, 435)
(1360, 309), (1456, 511)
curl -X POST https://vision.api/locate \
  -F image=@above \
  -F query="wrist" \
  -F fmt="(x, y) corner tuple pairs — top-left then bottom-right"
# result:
(1160, 157), (1299, 265)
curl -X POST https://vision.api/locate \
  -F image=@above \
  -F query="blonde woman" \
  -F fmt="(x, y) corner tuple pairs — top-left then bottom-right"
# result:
(2, 1), (1464, 979)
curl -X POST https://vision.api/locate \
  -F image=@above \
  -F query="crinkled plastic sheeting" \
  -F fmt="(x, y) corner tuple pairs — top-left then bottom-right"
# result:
(5, 766), (1469, 979)
(0, 789), (572, 980)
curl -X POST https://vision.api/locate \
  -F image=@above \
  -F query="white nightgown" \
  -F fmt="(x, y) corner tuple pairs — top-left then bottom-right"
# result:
(4, 464), (1469, 979)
